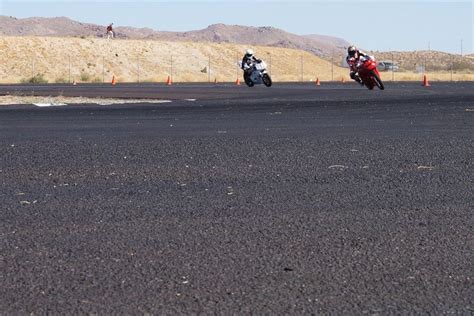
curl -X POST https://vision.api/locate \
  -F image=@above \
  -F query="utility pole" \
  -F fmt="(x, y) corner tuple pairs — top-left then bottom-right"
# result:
(102, 56), (105, 83)
(460, 39), (463, 56)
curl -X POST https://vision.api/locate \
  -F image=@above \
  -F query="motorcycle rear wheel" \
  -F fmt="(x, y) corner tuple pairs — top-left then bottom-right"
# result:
(262, 74), (273, 87)
(370, 71), (385, 90)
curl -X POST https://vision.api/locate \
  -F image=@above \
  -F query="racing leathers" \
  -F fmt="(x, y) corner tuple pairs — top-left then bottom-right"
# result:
(346, 50), (370, 84)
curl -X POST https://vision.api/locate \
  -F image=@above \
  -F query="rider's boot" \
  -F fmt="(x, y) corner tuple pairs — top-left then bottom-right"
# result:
(355, 74), (364, 85)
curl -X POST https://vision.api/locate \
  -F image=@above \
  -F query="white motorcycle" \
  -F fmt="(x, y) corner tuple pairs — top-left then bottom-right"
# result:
(239, 60), (273, 87)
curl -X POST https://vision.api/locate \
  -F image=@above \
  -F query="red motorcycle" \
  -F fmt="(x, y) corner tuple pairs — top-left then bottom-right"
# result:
(357, 57), (385, 90)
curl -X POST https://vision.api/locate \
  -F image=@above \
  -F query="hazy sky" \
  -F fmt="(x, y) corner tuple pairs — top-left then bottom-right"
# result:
(1, 0), (472, 53)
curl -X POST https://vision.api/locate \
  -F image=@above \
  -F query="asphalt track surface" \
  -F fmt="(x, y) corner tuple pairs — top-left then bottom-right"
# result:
(0, 82), (473, 314)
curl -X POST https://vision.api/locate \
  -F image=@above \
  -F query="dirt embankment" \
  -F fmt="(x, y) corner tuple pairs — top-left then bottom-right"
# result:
(0, 36), (349, 83)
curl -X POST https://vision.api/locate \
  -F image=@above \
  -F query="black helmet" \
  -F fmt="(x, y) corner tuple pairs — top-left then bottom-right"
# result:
(348, 45), (357, 57)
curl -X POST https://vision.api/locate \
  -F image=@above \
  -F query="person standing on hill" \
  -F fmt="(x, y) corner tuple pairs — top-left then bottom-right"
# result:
(106, 23), (114, 39)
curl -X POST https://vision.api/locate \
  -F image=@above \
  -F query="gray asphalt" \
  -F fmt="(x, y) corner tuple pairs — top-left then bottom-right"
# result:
(0, 83), (473, 314)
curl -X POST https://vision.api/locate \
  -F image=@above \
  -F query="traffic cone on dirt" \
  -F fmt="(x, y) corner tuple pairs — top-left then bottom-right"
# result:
(235, 78), (241, 86)
(111, 76), (116, 86)
(422, 75), (430, 87)
(315, 78), (321, 86)
(166, 76), (172, 86)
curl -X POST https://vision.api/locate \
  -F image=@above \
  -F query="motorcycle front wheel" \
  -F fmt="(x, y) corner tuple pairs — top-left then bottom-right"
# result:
(244, 76), (255, 87)
(370, 71), (385, 90)
(262, 74), (272, 87)
(245, 80), (255, 87)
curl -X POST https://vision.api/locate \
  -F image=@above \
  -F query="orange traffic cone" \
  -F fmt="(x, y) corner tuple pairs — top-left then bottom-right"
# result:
(235, 78), (241, 86)
(166, 76), (172, 86)
(111, 76), (116, 86)
(315, 78), (321, 86)
(422, 75), (430, 87)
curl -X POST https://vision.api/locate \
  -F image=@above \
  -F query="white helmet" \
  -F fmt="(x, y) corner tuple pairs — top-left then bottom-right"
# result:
(245, 49), (254, 57)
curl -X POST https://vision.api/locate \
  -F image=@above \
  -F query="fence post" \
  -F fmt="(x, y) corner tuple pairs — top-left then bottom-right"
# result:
(69, 55), (72, 83)
(423, 52), (426, 80)
(451, 61), (453, 82)
(170, 55), (173, 80)
(391, 52), (394, 82)
(236, 52), (239, 81)
(331, 51), (334, 82)
(300, 55), (304, 82)
(137, 55), (140, 84)
(267, 52), (272, 75)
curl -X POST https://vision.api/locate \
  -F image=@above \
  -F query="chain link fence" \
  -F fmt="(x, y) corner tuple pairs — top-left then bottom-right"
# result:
(1, 38), (472, 84)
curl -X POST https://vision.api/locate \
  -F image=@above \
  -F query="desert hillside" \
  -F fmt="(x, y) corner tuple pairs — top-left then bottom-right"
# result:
(0, 36), (350, 83)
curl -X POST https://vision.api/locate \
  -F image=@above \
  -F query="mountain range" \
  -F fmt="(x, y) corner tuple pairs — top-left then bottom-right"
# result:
(0, 16), (350, 57)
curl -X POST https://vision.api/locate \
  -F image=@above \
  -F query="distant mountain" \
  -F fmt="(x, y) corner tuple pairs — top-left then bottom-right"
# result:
(0, 16), (104, 37)
(0, 16), (348, 57)
(304, 34), (350, 54)
(144, 24), (349, 57)
(0, 16), (155, 39)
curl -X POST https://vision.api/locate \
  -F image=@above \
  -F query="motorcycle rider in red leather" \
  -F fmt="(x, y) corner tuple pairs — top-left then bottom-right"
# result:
(346, 45), (370, 85)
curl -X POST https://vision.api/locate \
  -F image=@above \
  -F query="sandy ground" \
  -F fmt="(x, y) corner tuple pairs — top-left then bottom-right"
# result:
(0, 96), (171, 105)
